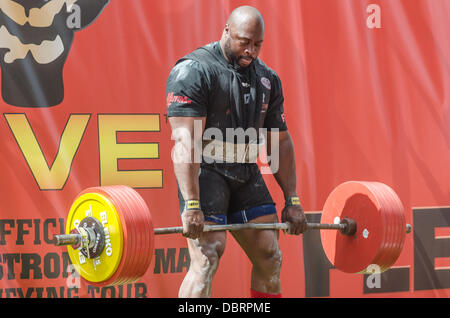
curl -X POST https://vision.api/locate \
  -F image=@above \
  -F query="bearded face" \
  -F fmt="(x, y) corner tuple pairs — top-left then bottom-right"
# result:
(0, 0), (109, 107)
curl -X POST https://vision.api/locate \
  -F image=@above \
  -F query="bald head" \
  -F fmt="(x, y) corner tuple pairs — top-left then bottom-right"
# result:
(226, 6), (265, 32)
(220, 6), (265, 69)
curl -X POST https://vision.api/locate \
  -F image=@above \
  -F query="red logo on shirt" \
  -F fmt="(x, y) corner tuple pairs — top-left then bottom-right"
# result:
(166, 92), (192, 107)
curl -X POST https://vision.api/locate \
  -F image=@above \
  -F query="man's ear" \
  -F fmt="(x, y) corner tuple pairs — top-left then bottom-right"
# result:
(224, 24), (230, 36)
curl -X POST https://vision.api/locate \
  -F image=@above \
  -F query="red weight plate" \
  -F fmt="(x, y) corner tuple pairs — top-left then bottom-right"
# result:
(380, 185), (399, 271)
(365, 182), (397, 272)
(373, 184), (405, 271)
(102, 186), (139, 286)
(320, 181), (403, 273)
(104, 186), (153, 285)
(127, 187), (154, 281)
(116, 186), (152, 284)
(389, 183), (406, 262)
(120, 190), (143, 284)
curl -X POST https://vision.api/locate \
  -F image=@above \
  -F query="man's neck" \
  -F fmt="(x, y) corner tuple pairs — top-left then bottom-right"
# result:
(218, 39), (231, 63)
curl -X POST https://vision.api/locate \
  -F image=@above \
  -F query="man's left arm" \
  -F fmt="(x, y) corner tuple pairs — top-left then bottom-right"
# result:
(266, 130), (307, 235)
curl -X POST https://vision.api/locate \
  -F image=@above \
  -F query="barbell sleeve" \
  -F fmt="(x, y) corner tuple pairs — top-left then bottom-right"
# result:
(54, 233), (81, 246)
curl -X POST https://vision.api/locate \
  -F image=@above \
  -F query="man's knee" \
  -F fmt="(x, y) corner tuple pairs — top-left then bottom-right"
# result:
(190, 237), (226, 274)
(197, 245), (222, 271)
(254, 243), (282, 275)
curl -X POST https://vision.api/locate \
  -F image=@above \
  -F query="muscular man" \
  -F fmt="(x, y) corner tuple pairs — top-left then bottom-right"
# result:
(166, 5), (307, 298)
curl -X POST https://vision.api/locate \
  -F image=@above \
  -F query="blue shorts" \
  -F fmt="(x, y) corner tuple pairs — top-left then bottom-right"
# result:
(204, 204), (277, 225)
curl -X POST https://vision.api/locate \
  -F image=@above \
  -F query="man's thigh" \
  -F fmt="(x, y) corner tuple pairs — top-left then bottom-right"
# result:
(178, 164), (231, 225)
(228, 165), (275, 213)
(230, 213), (281, 262)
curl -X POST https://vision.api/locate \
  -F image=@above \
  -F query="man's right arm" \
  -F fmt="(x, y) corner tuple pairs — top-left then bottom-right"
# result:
(169, 116), (206, 239)
(167, 58), (209, 239)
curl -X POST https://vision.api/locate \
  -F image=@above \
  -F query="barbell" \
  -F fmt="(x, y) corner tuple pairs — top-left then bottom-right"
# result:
(53, 181), (411, 286)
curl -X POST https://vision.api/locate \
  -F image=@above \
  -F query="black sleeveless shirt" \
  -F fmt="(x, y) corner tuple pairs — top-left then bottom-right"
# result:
(166, 42), (288, 140)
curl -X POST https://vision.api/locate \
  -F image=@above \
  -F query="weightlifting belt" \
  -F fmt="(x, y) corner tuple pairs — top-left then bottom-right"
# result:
(202, 139), (264, 163)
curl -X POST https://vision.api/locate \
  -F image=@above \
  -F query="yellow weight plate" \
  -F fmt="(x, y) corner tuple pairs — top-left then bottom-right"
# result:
(66, 192), (124, 283)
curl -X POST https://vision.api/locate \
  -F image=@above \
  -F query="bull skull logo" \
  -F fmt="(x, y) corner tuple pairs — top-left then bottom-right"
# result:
(0, 0), (109, 107)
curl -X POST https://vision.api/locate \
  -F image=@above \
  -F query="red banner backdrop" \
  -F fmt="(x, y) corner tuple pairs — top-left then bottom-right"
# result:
(0, 0), (449, 298)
